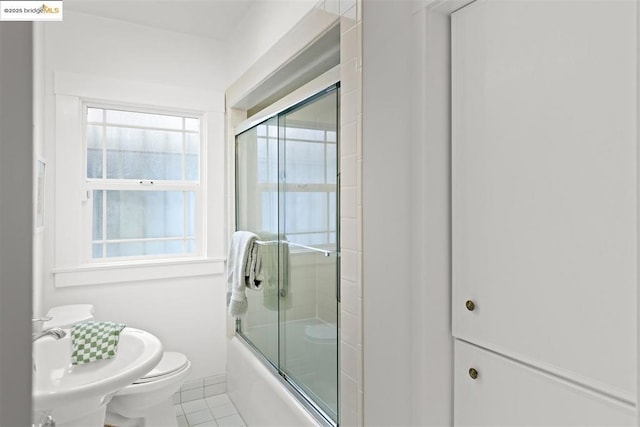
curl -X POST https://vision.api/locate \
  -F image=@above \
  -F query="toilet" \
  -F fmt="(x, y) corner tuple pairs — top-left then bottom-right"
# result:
(303, 323), (337, 344)
(44, 305), (191, 427)
(105, 352), (191, 427)
(303, 323), (337, 383)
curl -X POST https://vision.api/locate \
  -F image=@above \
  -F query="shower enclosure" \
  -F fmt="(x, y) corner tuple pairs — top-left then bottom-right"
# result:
(235, 84), (340, 425)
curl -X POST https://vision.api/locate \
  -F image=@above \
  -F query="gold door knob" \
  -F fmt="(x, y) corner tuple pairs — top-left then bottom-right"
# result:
(465, 300), (475, 311)
(469, 368), (478, 380)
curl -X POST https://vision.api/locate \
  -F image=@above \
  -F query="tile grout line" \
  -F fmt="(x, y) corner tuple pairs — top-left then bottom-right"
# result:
(176, 393), (247, 427)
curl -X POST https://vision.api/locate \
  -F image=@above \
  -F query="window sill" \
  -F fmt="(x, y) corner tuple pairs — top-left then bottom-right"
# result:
(53, 257), (225, 288)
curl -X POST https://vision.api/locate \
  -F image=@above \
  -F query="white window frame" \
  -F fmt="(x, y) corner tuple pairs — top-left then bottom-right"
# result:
(51, 72), (226, 288)
(81, 102), (206, 264)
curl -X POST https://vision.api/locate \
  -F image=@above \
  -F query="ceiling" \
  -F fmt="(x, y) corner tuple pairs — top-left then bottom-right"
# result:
(64, 1), (258, 41)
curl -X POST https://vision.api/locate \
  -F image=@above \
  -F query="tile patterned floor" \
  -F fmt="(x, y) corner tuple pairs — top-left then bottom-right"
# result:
(176, 393), (247, 427)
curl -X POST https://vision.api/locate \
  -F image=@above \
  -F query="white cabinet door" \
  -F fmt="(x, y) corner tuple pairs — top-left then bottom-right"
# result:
(452, 0), (638, 401)
(454, 340), (636, 426)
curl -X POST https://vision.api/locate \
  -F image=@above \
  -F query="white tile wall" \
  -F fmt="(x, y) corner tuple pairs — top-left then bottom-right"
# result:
(340, 188), (358, 219)
(174, 375), (227, 404)
(341, 121), (357, 157)
(338, 0), (363, 424)
(341, 154), (357, 187)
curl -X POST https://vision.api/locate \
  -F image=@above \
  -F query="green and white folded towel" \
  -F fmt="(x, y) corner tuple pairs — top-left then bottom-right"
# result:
(71, 321), (126, 365)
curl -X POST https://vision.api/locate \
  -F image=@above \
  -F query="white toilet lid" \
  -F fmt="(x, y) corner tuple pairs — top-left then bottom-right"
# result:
(305, 324), (337, 341)
(134, 352), (188, 384)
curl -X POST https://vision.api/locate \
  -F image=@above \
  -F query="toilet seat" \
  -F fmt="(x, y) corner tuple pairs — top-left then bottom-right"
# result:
(134, 352), (189, 384)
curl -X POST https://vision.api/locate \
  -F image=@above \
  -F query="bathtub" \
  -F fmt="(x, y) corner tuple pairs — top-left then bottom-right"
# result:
(227, 336), (323, 426)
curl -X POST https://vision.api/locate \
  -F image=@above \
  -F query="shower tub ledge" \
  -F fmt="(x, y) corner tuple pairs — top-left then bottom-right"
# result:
(227, 336), (322, 426)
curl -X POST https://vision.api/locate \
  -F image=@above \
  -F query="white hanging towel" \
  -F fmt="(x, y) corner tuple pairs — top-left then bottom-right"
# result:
(226, 231), (259, 316)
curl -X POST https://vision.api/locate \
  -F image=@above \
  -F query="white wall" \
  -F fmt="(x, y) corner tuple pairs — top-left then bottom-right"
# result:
(363, 0), (453, 425)
(38, 11), (229, 381)
(362, 1), (414, 424)
(43, 11), (228, 91)
(0, 22), (34, 427)
(225, 0), (317, 85)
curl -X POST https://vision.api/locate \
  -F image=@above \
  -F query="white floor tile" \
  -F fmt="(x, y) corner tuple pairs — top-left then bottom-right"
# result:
(178, 393), (243, 427)
(216, 414), (246, 427)
(185, 409), (214, 426)
(211, 403), (237, 419)
(205, 394), (231, 408)
(182, 399), (209, 414)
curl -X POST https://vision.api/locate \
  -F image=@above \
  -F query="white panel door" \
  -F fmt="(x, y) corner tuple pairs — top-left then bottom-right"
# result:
(452, 0), (638, 401)
(454, 340), (636, 426)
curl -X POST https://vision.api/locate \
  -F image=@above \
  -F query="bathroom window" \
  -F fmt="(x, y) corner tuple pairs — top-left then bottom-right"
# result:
(255, 122), (337, 247)
(85, 105), (203, 260)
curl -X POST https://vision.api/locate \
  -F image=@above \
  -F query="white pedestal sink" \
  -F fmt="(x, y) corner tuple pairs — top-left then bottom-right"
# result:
(32, 327), (163, 427)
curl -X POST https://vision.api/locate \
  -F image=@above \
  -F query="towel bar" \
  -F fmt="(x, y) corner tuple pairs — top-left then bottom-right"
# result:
(254, 239), (338, 257)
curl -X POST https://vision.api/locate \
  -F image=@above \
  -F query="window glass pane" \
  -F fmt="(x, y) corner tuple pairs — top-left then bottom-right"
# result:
(105, 190), (185, 240)
(284, 192), (328, 234)
(105, 240), (188, 257)
(185, 154), (199, 181)
(185, 133), (199, 154)
(92, 244), (104, 258)
(290, 232), (331, 246)
(106, 241), (145, 257)
(284, 140), (326, 184)
(106, 110), (183, 130)
(256, 123), (270, 137)
(185, 133), (199, 181)
(93, 190), (103, 240)
(87, 125), (103, 178)
(326, 143), (337, 184)
(186, 192), (195, 237)
(106, 127), (182, 180)
(185, 117), (200, 131)
(87, 108), (103, 123)
(284, 127), (325, 141)
(261, 192), (278, 232)
(142, 240), (185, 256)
(257, 137), (277, 183)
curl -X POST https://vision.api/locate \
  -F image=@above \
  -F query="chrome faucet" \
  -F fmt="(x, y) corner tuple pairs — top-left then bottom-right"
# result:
(32, 328), (66, 342)
(31, 316), (52, 333)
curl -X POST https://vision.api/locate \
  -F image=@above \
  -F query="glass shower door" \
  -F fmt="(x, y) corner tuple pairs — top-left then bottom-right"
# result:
(278, 87), (339, 422)
(235, 116), (279, 365)
(235, 85), (339, 425)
